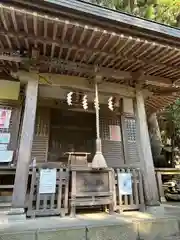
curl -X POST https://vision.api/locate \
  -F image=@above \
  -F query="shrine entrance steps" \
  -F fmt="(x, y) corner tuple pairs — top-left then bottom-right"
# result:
(0, 208), (180, 240)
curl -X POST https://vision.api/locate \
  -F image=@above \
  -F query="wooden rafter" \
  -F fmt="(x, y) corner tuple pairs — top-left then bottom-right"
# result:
(0, 29), (179, 79)
(146, 95), (177, 113)
(22, 13), (29, 49)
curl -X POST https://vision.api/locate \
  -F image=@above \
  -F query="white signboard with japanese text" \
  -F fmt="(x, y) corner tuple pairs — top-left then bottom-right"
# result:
(39, 168), (57, 194)
(118, 173), (132, 195)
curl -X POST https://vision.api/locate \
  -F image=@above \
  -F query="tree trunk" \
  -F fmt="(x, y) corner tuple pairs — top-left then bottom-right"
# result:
(171, 122), (176, 167)
(148, 113), (163, 160)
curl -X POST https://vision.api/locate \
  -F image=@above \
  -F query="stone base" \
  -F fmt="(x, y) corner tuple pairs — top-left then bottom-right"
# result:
(160, 196), (167, 203)
(146, 205), (165, 215)
(8, 207), (25, 215)
(6, 213), (26, 221)
(0, 207), (26, 223)
(0, 215), (179, 240)
(137, 218), (180, 240)
(0, 212), (178, 240)
(146, 200), (161, 207)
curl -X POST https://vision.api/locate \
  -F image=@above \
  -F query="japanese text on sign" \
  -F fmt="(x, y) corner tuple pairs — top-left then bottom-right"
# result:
(39, 169), (57, 194)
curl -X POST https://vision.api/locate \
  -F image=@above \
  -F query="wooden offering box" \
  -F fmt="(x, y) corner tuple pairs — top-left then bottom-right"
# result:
(70, 167), (114, 216)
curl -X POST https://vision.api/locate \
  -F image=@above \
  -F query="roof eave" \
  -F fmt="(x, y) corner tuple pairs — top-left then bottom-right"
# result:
(5, 0), (180, 47)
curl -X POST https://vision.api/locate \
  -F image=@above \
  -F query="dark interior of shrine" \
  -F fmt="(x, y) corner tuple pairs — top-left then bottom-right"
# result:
(48, 108), (96, 164)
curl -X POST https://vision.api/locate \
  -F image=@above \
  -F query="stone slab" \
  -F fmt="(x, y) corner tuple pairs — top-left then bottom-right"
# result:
(0, 207), (25, 223)
(8, 208), (25, 215)
(137, 218), (180, 240)
(0, 212), (178, 240)
(87, 223), (138, 240)
(0, 231), (35, 240)
(37, 227), (85, 240)
(146, 206), (165, 215)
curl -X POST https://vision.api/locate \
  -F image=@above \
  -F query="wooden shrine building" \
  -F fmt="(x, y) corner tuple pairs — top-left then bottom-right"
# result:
(0, 0), (179, 216)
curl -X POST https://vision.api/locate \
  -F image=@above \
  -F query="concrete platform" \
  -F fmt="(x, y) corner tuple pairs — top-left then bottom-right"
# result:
(0, 205), (180, 240)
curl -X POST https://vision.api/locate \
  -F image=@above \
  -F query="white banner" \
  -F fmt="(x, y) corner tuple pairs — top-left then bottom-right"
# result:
(0, 109), (11, 129)
(118, 173), (132, 195)
(109, 125), (121, 141)
(0, 144), (7, 150)
(0, 151), (13, 162)
(0, 133), (11, 144)
(39, 169), (57, 194)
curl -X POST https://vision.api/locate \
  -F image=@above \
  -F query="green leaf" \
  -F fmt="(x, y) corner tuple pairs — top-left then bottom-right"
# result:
(145, 4), (155, 19)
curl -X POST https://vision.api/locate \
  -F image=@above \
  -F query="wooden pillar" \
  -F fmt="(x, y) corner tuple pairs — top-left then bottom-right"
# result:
(135, 90), (160, 206)
(12, 79), (38, 208)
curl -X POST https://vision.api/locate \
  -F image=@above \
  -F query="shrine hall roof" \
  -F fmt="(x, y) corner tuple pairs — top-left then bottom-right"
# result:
(0, 0), (180, 113)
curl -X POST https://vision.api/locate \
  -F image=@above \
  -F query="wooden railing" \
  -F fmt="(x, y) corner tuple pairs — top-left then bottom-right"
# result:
(155, 168), (180, 202)
(113, 167), (145, 212)
(26, 166), (69, 218)
(26, 166), (145, 217)
(0, 164), (145, 217)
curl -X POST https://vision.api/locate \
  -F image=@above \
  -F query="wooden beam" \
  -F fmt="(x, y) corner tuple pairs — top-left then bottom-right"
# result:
(12, 77), (38, 208)
(0, 29), (179, 74)
(16, 71), (136, 97)
(38, 85), (120, 104)
(2, 52), (130, 80)
(145, 80), (173, 88)
(135, 90), (160, 206)
(43, 59), (130, 80)
(38, 58), (173, 85)
(153, 89), (180, 96)
(0, 54), (22, 62)
(0, 51), (174, 87)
